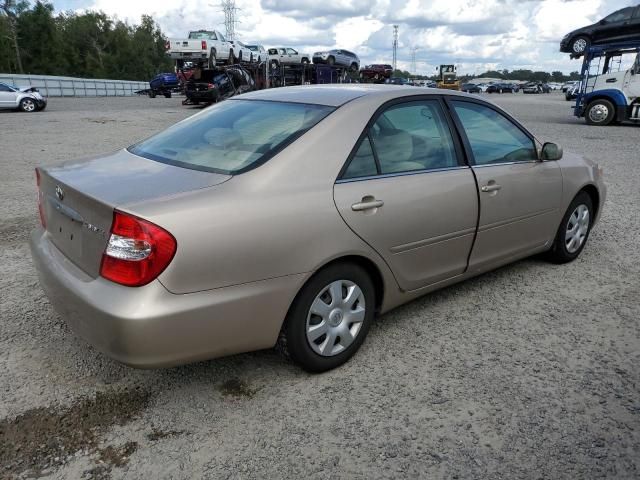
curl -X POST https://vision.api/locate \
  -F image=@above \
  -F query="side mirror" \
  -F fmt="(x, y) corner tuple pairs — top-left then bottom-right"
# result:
(541, 142), (563, 161)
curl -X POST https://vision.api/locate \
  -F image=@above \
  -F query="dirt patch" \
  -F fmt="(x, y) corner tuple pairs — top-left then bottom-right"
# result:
(218, 378), (259, 399)
(0, 388), (150, 478)
(146, 429), (184, 442)
(97, 441), (138, 467)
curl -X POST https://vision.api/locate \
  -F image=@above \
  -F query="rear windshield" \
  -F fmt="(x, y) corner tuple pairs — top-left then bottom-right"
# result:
(129, 100), (334, 174)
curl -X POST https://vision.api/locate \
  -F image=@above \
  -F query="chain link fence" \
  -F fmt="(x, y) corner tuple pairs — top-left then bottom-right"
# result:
(0, 74), (148, 97)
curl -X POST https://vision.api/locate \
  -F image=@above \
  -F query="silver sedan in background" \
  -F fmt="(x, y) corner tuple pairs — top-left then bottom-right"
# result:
(30, 85), (605, 372)
(0, 81), (47, 112)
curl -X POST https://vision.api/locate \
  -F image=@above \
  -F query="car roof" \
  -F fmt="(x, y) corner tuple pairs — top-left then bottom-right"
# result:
(233, 84), (473, 107)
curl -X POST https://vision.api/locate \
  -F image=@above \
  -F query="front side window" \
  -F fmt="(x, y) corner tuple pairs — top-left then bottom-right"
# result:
(451, 101), (536, 165)
(603, 7), (633, 23)
(130, 100), (334, 174)
(286, 48), (297, 54)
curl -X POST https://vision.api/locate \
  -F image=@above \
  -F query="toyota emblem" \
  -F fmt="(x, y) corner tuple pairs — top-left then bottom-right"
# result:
(55, 185), (64, 201)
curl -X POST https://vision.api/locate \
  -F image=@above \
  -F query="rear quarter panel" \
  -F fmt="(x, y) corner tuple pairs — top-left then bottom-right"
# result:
(123, 94), (408, 300)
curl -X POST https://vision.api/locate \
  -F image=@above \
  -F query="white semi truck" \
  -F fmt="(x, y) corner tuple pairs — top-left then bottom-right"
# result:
(575, 40), (640, 125)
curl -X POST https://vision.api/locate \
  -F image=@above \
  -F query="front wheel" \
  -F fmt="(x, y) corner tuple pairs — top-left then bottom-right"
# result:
(350, 62), (358, 72)
(547, 192), (593, 264)
(19, 98), (37, 112)
(279, 263), (375, 372)
(327, 56), (335, 66)
(585, 99), (615, 126)
(301, 58), (310, 65)
(571, 36), (590, 56)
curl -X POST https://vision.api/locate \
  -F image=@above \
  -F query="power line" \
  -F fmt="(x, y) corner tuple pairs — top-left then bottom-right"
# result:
(392, 25), (398, 71)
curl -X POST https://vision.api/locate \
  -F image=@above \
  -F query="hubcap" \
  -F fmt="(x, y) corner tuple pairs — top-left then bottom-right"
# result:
(588, 103), (609, 123)
(23, 100), (35, 112)
(306, 279), (366, 357)
(573, 38), (587, 53)
(565, 204), (590, 254)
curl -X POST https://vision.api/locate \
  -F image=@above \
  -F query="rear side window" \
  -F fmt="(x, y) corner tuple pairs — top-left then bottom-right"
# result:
(451, 101), (536, 165)
(372, 101), (457, 173)
(130, 100), (334, 174)
(341, 100), (458, 179)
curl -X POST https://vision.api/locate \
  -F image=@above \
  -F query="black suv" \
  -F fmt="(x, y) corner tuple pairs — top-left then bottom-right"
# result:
(560, 5), (640, 57)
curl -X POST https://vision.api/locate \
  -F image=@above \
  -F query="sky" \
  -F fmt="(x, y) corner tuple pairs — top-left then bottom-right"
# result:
(51, 0), (637, 75)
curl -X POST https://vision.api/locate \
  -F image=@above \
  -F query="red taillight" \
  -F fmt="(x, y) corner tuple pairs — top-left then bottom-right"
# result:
(35, 168), (46, 228)
(207, 83), (215, 89)
(100, 211), (177, 287)
(201, 40), (207, 50)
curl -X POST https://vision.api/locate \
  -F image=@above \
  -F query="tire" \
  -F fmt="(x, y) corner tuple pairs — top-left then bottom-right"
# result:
(163, 91), (172, 98)
(301, 58), (310, 65)
(228, 50), (235, 65)
(270, 60), (279, 70)
(350, 62), (358, 72)
(571, 35), (590, 56)
(279, 262), (375, 372)
(547, 191), (593, 264)
(327, 56), (335, 66)
(208, 48), (217, 68)
(249, 54), (254, 64)
(19, 98), (37, 112)
(148, 91), (156, 99)
(585, 99), (615, 126)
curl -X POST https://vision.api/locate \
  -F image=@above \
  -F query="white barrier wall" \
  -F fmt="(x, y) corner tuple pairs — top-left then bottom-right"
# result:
(0, 74), (148, 97)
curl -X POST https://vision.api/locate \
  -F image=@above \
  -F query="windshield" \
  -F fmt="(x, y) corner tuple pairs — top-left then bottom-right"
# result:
(129, 100), (335, 175)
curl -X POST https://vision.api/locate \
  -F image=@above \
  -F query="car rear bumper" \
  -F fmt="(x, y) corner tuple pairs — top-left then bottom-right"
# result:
(30, 228), (304, 368)
(185, 90), (219, 102)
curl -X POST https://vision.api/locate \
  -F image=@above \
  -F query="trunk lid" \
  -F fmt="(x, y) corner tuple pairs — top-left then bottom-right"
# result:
(38, 149), (230, 278)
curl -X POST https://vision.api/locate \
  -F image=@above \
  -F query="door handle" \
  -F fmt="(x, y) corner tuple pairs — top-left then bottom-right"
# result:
(481, 183), (502, 193)
(351, 196), (384, 211)
(606, 78), (617, 83)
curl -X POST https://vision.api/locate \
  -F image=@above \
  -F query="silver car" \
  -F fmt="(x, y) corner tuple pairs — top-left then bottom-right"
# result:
(0, 82), (47, 112)
(30, 85), (605, 372)
(312, 49), (360, 71)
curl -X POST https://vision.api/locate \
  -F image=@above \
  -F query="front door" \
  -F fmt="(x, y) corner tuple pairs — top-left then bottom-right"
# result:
(334, 99), (479, 291)
(0, 83), (15, 108)
(448, 99), (563, 272)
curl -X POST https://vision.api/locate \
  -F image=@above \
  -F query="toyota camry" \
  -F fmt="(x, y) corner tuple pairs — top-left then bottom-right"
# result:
(30, 85), (606, 372)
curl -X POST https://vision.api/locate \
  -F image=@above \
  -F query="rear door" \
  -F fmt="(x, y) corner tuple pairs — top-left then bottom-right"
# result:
(334, 98), (478, 291)
(447, 99), (562, 272)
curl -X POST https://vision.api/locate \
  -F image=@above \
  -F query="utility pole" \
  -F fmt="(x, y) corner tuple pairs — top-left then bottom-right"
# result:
(392, 25), (399, 72)
(220, 0), (239, 41)
(410, 47), (419, 75)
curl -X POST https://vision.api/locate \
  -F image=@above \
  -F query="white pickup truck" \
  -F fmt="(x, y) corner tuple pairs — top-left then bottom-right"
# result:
(166, 30), (238, 67)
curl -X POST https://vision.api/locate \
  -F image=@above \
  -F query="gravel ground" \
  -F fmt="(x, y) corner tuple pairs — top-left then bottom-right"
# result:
(0, 92), (639, 479)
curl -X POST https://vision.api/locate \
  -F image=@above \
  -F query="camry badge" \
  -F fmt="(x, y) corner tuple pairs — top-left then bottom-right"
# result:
(55, 185), (64, 201)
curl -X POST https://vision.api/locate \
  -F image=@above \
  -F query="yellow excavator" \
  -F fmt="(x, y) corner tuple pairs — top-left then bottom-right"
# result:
(436, 64), (460, 90)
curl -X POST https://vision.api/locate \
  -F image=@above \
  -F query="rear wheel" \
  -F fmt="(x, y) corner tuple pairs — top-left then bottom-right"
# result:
(547, 191), (593, 264)
(327, 56), (335, 66)
(228, 50), (235, 65)
(19, 98), (37, 112)
(350, 62), (358, 72)
(148, 91), (156, 99)
(208, 48), (217, 68)
(279, 263), (375, 372)
(163, 91), (172, 98)
(301, 58), (310, 65)
(585, 99), (615, 126)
